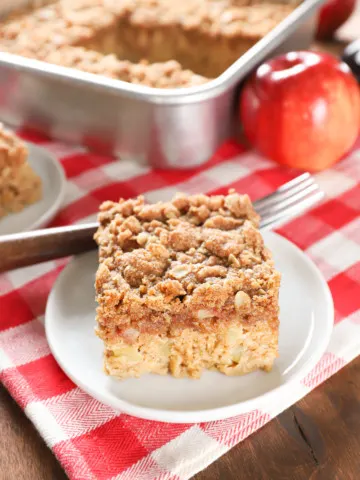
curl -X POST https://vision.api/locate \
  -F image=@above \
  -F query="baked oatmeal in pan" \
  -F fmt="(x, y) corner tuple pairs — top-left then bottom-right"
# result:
(94, 192), (280, 379)
(0, 0), (300, 87)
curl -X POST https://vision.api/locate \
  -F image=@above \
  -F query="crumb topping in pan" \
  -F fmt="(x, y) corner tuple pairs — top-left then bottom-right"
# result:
(0, 0), (299, 86)
(44, 47), (209, 87)
(126, 0), (295, 39)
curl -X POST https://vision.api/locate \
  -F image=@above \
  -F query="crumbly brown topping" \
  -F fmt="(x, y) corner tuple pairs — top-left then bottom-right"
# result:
(0, 125), (42, 218)
(127, 0), (296, 39)
(0, 39), (209, 87)
(0, 123), (28, 171)
(44, 47), (209, 87)
(0, 0), (134, 49)
(0, 1), (298, 46)
(0, 162), (42, 217)
(95, 192), (281, 339)
(1, 41), (208, 87)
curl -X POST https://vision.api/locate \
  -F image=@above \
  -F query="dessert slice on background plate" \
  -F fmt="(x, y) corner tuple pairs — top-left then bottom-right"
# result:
(94, 192), (281, 380)
(0, 123), (42, 218)
(0, 124), (66, 235)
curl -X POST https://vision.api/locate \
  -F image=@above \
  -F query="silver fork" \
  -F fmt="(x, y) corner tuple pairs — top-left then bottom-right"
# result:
(256, 172), (323, 230)
(0, 173), (323, 273)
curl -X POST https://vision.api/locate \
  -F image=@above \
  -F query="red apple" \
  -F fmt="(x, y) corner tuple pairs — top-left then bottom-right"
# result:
(316, 0), (356, 40)
(240, 51), (360, 172)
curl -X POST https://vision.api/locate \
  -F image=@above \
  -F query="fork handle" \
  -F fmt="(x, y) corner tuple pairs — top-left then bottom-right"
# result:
(0, 222), (98, 273)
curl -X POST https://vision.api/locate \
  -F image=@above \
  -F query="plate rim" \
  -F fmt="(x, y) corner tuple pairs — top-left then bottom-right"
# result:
(26, 143), (66, 231)
(0, 142), (66, 234)
(45, 232), (334, 423)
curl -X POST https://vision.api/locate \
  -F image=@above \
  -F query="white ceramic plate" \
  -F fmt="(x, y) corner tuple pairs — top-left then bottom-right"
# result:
(0, 143), (66, 235)
(45, 233), (333, 423)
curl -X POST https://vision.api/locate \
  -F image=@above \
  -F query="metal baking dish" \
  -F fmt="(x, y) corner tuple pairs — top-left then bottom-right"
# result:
(0, 0), (325, 168)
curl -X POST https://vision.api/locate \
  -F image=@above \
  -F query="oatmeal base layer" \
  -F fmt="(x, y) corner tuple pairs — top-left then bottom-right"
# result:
(101, 321), (278, 379)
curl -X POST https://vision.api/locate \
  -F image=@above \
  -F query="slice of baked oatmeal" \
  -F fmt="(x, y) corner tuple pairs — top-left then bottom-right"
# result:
(94, 192), (280, 379)
(0, 124), (42, 218)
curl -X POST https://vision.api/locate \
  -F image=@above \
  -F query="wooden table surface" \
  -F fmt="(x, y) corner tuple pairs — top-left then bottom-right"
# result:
(1, 7), (360, 480)
(1, 356), (359, 480)
(196, 357), (360, 480)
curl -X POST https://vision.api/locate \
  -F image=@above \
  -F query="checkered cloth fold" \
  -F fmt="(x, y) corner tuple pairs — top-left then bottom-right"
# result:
(1, 131), (359, 480)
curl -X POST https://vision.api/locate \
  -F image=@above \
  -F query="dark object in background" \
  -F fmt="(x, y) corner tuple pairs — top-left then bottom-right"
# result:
(342, 39), (360, 83)
(316, 0), (356, 40)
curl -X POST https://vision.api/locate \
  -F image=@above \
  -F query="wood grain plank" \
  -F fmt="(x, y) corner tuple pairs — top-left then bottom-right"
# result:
(1, 357), (359, 480)
(194, 357), (360, 480)
(0, 386), (67, 480)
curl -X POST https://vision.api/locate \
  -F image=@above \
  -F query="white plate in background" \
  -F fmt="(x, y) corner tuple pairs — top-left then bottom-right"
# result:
(0, 143), (66, 235)
(45, 232), (334, 423)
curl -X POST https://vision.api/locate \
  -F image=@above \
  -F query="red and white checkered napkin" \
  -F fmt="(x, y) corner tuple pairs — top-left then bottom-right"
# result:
(1, 130), (360, 480)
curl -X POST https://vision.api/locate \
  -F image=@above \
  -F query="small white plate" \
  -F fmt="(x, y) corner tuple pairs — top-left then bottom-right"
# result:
(0, 143), (66, 235)
(45, 233), (334, 423)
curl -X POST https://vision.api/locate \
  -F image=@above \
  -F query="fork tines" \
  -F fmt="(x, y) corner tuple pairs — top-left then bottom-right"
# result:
(255, 173), (324, 231)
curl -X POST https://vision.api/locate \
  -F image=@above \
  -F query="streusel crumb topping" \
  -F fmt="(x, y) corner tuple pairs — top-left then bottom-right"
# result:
(0, 123), (28, 171)
(127, 0), (296, 39)
(0, 0), (299, 84)
(45, 47), (209, 87)
(0, 0), (134, 47)
(95, 192), (281, 337)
